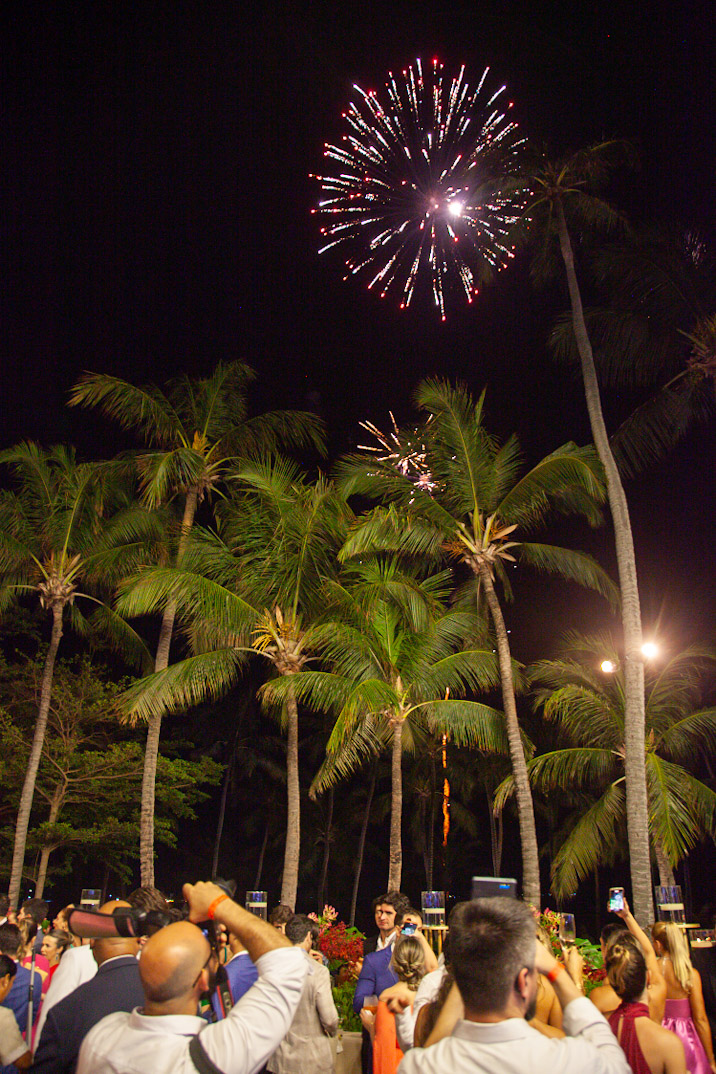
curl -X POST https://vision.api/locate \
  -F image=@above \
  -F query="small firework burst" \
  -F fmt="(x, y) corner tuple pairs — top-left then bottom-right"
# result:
(311, 58), (528, 320)
(359, 412), (438, 493)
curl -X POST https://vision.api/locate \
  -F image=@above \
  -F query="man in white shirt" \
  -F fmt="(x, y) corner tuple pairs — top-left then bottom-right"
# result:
(397, 897), (630, 1074)
(76, 880), (307, 1074)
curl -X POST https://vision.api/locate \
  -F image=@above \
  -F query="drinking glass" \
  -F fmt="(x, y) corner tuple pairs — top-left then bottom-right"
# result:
(559, 913), (576, 945)
(245, 890), (268, 920)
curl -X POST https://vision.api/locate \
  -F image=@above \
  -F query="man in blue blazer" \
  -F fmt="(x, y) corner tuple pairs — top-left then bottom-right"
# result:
(30, 901), (143, 1074)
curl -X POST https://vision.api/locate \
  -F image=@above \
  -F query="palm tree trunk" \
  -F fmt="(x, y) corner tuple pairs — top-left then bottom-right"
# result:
(317, 787), (334, 911)
(654, 836), (676, 888)
(212, 753), (234, 878)
(350, 759), (377, 927)
(479, 568), (540, 908)
(8, 603), (64, 908)
(489, 791), (504, 877)
(555, 200), (652, 925)
(35, 782), (65, 899)
(280, 678), (301, 909)
(387, 717), (404, 890)
(139, 486), (199, 886)
(254, 814), (271, 889)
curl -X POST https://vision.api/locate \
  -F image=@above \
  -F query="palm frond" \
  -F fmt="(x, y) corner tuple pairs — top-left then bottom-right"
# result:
(550, 781), (626, 898)
(117, 648), (247, 722)
(517, 543), (619, 606)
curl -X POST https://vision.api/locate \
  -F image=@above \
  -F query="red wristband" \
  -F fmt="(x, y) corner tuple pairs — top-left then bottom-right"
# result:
(207, 894), (229, 919)
(546, 963), (565, 983)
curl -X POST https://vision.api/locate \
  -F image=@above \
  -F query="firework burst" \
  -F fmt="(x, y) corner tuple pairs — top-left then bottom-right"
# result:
(358, 412), (439, 494)
(311, 58), (528, 320)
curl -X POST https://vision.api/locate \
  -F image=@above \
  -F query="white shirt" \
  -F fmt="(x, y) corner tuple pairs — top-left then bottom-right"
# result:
(0, 1005), (27, 1067)
(34, 943), (97, 1046)
(376, 930), (398, 952)
(394, 965), (446, 1051)
(397, 997), (631, 1074)
(76, 946), (307, 1074)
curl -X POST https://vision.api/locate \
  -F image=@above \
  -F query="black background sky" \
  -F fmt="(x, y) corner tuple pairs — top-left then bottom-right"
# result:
(3, 1), (715, 909)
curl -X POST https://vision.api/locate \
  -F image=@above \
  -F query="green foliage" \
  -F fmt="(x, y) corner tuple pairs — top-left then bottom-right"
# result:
(0, 656), (222, 885)
(332, 979), (362, 1033)
(514, 635), (716, 896)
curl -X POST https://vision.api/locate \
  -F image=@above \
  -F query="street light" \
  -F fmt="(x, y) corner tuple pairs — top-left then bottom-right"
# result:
(599, 642), (659, 673)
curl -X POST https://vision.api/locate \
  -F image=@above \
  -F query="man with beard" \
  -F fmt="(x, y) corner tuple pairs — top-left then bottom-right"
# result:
(397, 898), (630, 1074)
(76, 881), (306, 1074)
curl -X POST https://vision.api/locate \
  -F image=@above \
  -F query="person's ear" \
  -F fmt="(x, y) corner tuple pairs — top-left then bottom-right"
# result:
(515, 966), (531, 1001)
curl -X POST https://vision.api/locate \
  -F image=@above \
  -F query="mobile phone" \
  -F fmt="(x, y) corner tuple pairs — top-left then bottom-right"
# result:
(401, 922), (417, 935)
(608, 887), (625, 912)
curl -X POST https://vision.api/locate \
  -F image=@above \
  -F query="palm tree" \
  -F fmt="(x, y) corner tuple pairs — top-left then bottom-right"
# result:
(70, 364), (324, 885)
(500, 633), (716, 898)
(337, 379), (616, 907)
(113, 456), (348, 907)
(261, 556), (508, 891)
(506, 142), (655, 922)
(549, 225), (715, 478)
(0, 443), (153, 906)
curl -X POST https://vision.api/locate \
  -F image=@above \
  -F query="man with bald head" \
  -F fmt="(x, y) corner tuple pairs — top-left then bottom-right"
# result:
(76, 881), (307, 1074)
(30, 901), (143, 1073)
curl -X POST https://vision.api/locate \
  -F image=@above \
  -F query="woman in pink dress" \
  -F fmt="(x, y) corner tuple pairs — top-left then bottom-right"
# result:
(652, 922), (716, 1074)
(606, 933), (686, 1074)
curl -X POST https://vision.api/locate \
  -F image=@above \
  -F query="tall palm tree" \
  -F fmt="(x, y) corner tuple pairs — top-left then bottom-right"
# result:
(262, 556), (508, 891)
(0, 443), (153, 906)
(337, 379), (615, 907)
(549, 225), (715, 478)
(505, 142), (655, 922)
(113, 457), (348, 907)
(499, 633), (716, 897)
(70, 364), (324, 884)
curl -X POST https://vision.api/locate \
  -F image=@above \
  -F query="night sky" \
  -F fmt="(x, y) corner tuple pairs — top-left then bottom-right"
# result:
(3, 2), (715, 906)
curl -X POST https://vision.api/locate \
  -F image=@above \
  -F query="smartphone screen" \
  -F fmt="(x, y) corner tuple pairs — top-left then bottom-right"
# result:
(401, 922), (417, 935)
(608, 888), (625, 912)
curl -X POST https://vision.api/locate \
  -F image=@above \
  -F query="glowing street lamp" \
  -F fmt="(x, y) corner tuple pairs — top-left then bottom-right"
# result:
(641, 641), (659, 660)
(600, 659), (617, 674)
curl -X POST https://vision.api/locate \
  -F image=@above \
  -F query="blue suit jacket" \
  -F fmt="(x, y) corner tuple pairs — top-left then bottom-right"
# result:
(30, 954), (144, 1074)
(353, 946), (398, 1013)
(211, 951), (258, 1020)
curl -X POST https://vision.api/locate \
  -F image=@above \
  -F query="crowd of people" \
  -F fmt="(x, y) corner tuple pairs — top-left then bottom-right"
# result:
(0, 883), (714, 1074)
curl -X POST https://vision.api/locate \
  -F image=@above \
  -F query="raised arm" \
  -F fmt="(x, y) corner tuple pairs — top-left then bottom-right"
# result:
(614, 896), (665, 1021)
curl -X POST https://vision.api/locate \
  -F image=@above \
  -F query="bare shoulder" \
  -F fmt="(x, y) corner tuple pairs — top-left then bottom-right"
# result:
(589, 983), (618, 1013)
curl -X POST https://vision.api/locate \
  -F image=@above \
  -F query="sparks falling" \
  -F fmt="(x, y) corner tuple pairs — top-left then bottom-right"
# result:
(311, 58), (528, 320)
(358, 412), (438, 493)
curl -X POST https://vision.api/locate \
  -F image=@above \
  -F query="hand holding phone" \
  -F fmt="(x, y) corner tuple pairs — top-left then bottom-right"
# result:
(401, 922), (417, 935)
(608, 887), (625, 913)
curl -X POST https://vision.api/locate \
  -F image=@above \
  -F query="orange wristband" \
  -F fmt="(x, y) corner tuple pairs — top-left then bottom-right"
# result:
(207, 894), (229, 919)
(546, 963), (565, 983)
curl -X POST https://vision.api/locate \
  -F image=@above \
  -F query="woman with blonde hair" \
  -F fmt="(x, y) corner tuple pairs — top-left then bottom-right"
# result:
(374, 935), (427, 1074)
(651, 922), (716, 1074)
(606, 934), (685, 1073)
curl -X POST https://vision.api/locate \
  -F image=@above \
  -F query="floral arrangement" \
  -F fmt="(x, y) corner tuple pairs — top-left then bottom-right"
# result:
(309, 905), (366, 1033)
(537, 907), (605, 995)
(308, 904), (365, 974)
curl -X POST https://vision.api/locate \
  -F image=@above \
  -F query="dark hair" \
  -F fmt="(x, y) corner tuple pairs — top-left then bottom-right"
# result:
(601, 922), (628, 947)
(606, 935), (647, 1004)
(20, 898), (49, 924)
(45, 929), (73, 958)
(269, 904), (294, 927)
(372, 891), (410, 921)
(0, 924), (22, 959)
(285, 914), (313, 945)
(0, 954), (17, 980)
(449, 898), (535, 1015)
(127, 887), (170, 914)
(415, 969), (454, 1046)
(0, 896), (10, 918)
